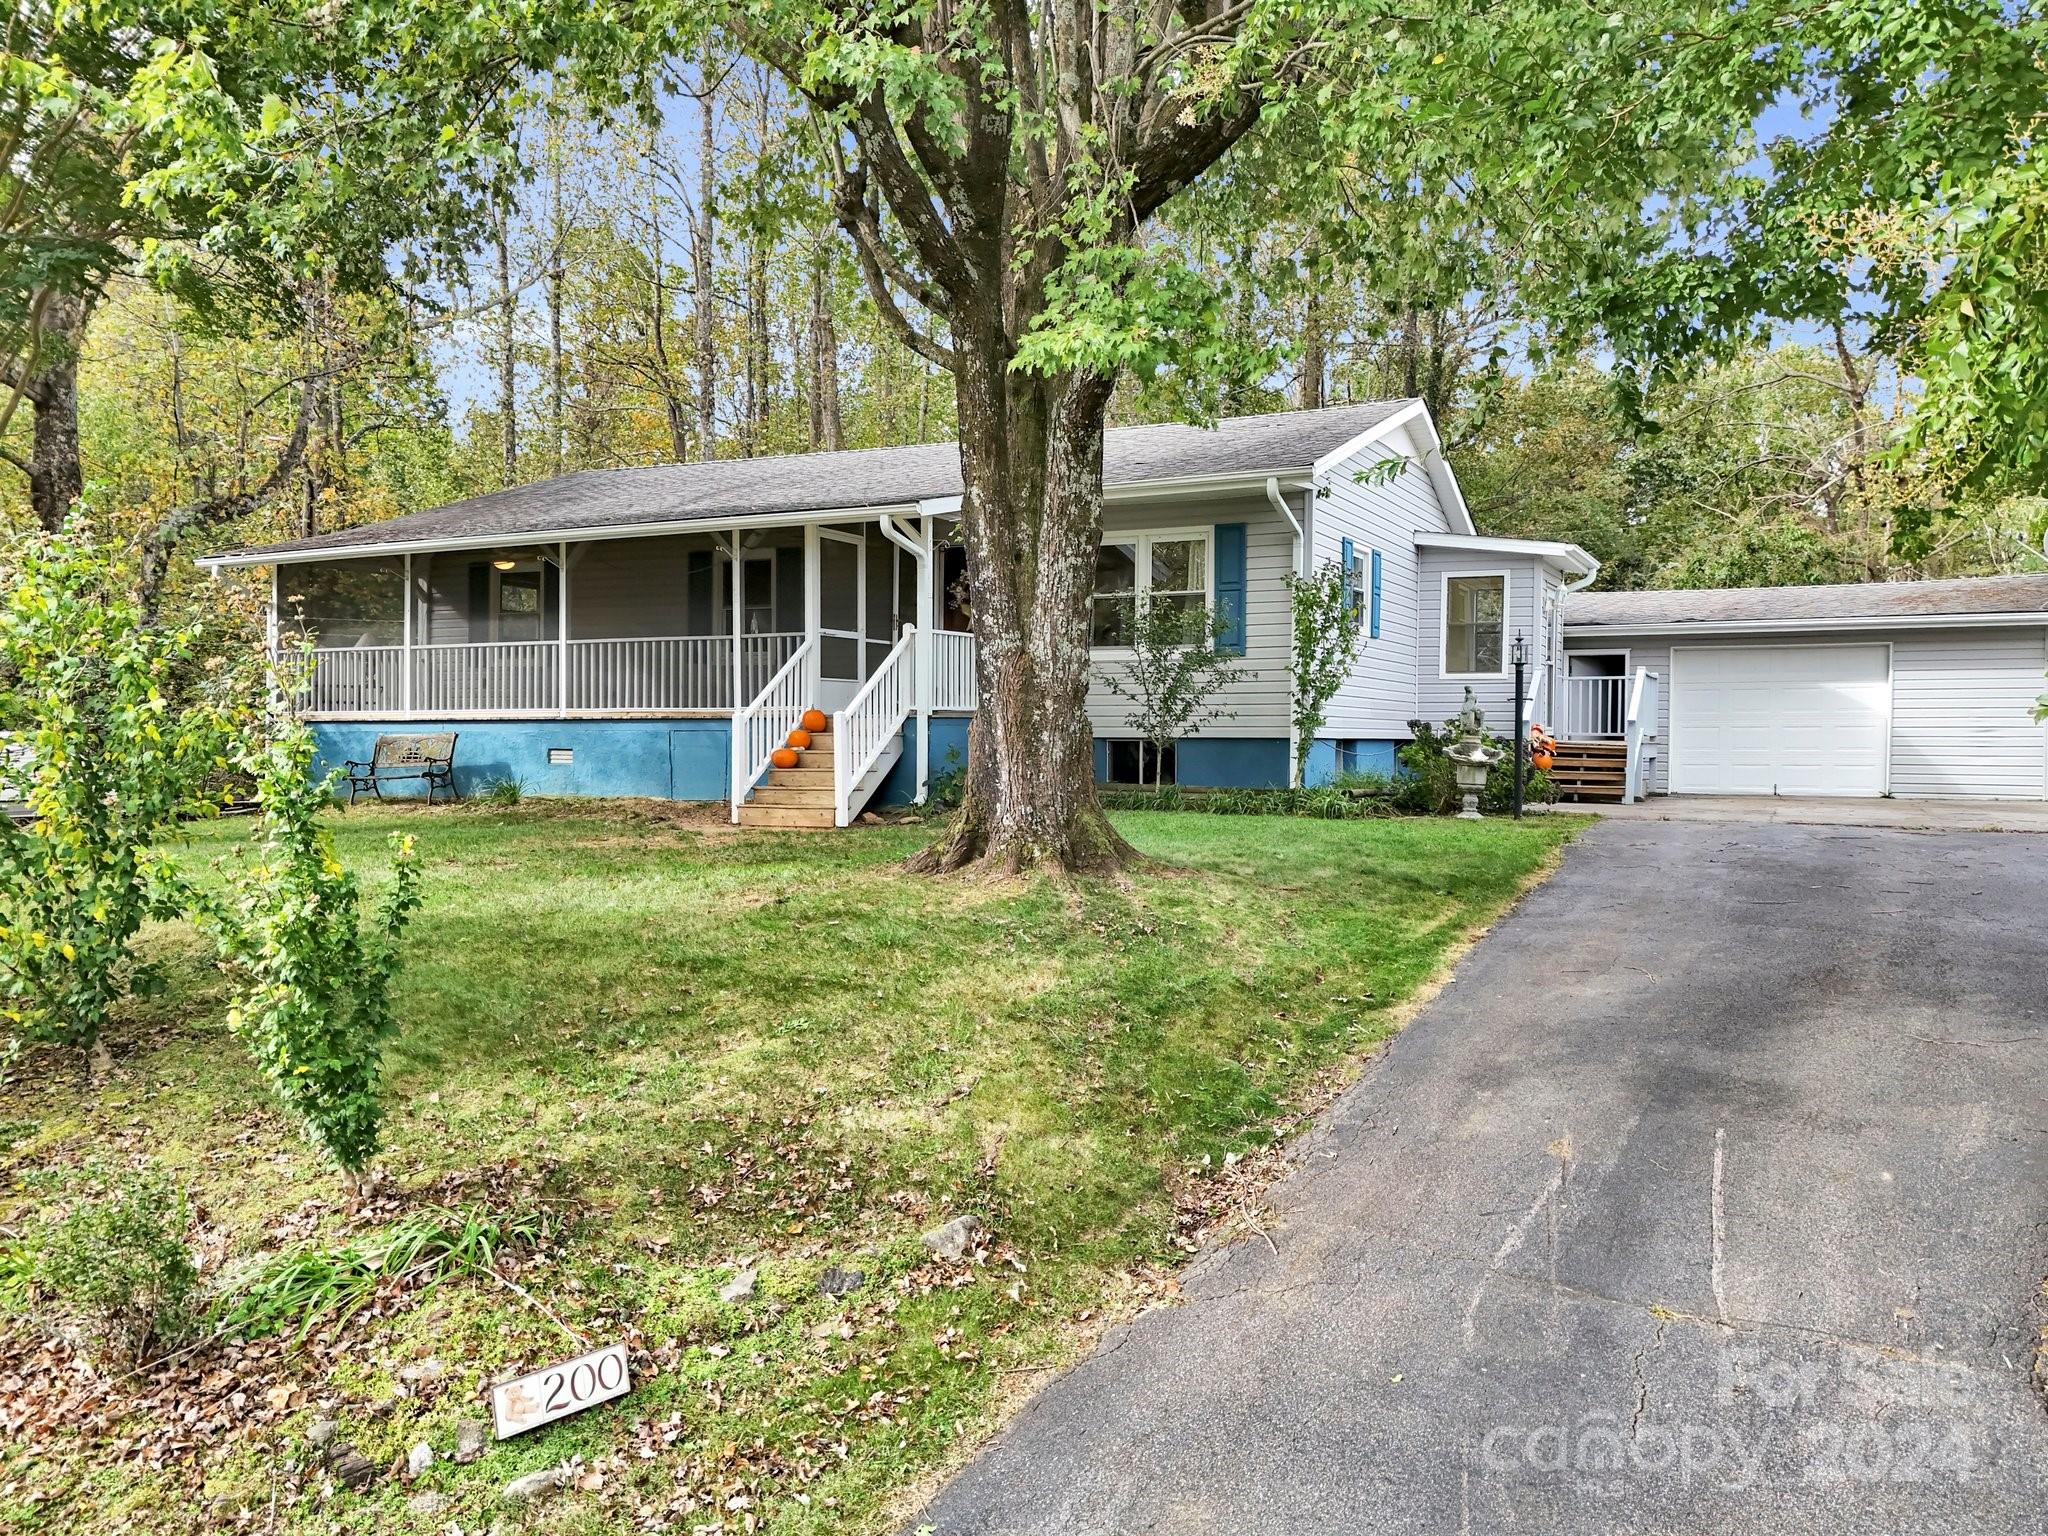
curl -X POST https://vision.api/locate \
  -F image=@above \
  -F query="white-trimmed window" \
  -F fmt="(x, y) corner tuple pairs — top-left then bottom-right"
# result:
(1091, 529), (1211, 648)
(1441, 571), (1507, 677)
(491, 561), (544, 642)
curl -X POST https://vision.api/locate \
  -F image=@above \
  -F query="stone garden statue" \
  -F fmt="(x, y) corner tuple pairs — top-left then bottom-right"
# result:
(1446, 685), (1502, 820)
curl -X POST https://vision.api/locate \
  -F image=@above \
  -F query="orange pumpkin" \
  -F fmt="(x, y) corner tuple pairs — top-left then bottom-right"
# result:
(787, 728), (813, 750)
(1532, 751), (1555, 771)
(770, 747), (800, 770)
(800, 708), (828, 734)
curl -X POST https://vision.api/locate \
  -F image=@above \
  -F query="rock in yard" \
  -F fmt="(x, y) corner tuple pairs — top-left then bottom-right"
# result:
(305, 1417), (340, 1458)
(406, 1442), (434, 1477)
(406, 1492), (451, 1517)
(502, 1464), (573, 1503)
(330, 1446), (377, 1491)
(398, 1357), (447, 1385)
(453, 1418), (489, 1465)
(719, 1266), (758, 1304)
(922, 1214), (985, 1262)
(817, 1265), (865, 1297)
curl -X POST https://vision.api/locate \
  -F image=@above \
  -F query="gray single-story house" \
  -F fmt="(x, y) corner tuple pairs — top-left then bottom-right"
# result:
(198, 401), (2048, 820)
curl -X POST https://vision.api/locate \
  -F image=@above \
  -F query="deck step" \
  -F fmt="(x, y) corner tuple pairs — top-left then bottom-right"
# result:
(738, 804), (836, 829)
(766, 766), (835, 788)
(748, 785), (836, 809)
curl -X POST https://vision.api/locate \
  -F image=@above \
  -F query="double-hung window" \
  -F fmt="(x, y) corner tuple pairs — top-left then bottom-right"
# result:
(1442, 572), (1506, 676)
(1091, 530), (1210, 647)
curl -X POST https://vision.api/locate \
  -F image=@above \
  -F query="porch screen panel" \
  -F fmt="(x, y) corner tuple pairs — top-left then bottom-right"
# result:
(288, 558), (404, 648)
(820, 535), (861, 678)
(865, 533), (896, 673)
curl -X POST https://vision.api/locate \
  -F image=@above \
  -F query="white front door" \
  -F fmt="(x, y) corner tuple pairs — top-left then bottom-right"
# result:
(817, 528), (865, 713)
(1670, 644), (1891, 796)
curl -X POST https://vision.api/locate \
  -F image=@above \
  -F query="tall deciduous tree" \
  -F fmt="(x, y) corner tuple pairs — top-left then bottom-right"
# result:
(716, 0), (1752, 873)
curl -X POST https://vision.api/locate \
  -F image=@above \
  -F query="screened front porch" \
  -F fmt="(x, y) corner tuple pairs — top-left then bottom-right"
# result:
(280, 521), (978, 720)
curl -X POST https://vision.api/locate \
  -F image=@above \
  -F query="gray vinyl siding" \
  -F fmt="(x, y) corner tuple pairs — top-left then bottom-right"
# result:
(1309, 449), (1454, 740)
(1417, 551), (1548, 734)
(1086, 492), (1294, 738)
(1565, 625), (2048, 799)
(1889, 627), (2047, 799)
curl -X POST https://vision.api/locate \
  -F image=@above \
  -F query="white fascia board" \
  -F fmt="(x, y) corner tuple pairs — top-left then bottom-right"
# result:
(1564, 612), (2048, 640)
(1417, 531), (1600, 576)
(1309, 399), (1476, 536)
(196, 502), (925, 570)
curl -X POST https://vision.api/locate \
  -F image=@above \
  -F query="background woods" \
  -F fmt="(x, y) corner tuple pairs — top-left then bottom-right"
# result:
(4, 4), (2045, 662)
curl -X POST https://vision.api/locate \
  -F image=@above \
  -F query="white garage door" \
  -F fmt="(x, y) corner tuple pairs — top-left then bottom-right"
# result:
(1670, 644), (1891, 796)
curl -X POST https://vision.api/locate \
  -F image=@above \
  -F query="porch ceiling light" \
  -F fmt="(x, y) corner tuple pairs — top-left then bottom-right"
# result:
(491, 557), (518, 571)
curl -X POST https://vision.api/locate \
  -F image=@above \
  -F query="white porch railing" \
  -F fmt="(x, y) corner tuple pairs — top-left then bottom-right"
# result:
(835, 626), (916, 826)
(304, 632), (806, 717)
(731, 636), (816, 822)
(1520, 663), (1547, 731)
(412, 641), (557, 714)
(302, 645), (406, 715)
(930, 629), (978, 711)
(1624, 667), (1661, 802)
(1561, 674), (1627, 739)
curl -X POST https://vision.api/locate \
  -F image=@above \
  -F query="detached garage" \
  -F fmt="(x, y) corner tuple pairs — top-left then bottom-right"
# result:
(1563, 575), (2048, 801)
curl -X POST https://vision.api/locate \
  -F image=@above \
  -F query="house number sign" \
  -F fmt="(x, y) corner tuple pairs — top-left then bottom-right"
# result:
(490, 1342), (631, 1439)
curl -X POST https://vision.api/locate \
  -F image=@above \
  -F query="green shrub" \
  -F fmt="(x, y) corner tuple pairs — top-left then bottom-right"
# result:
(1097, 784), (1395, 819)
(926, 747), (967, 811)
(30, 1166), (198, 1364)
(0, 531), (246, 1054)
(197, 702), (424, 1178)
(1397, 717), (1556, 815)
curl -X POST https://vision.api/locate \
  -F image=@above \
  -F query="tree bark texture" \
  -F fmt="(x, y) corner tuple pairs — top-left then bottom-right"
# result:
(25, 290), (87, 532)
(754, 0), (1274, 873)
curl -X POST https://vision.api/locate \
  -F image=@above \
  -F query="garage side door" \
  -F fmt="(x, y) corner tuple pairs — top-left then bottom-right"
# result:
(1670, 644), (1890, 797)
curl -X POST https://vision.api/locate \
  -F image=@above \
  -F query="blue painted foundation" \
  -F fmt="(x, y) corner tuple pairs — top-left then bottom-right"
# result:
(310, 717), (1402, 804)
(311, 718), (732, 801)
(1303, 737), (1401, 786)
(1092, 735), (1402, 790)
(875, 714), (972, 807)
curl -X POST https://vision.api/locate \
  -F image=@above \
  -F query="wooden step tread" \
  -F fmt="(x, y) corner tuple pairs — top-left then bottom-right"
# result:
(766, 767), (835, 787)
(749, 786), (836, 808)
(738, 805), (836, 828)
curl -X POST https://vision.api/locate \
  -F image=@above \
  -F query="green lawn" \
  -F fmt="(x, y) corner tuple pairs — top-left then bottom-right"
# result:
(0, 804), (1573, 1534)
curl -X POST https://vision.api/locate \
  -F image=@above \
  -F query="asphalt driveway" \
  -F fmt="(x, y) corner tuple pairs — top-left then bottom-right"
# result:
(915, 819), (2048, 1534)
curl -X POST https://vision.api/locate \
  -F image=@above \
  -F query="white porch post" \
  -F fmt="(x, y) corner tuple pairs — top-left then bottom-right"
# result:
(915, 514), (934, 801)
(727, 535), (744, 708)
(803, 521), (822, 705)
(401, 552), (414, 713)
(556, 539), (570, 717)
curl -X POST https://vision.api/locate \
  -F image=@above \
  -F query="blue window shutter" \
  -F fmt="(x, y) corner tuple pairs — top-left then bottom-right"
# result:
(1215, 523), (1247, 655)
(1339, 537), (1358, 628)
(1369, 549), (1383, 639)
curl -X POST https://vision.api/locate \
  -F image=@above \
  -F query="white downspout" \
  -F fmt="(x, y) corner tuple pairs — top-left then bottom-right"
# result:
(1266, 476), (1306, 787)
(877, 512), (930, 802)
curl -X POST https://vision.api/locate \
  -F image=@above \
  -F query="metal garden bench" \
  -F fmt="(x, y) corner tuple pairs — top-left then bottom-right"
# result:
(343, 733), (460, 804)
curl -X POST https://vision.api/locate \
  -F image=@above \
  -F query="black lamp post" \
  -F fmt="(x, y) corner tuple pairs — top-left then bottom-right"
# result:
(1510, 630), (1528, 820)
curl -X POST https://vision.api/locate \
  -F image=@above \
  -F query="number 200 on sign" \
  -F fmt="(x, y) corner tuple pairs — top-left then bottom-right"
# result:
(491, 1342), (631, 1439)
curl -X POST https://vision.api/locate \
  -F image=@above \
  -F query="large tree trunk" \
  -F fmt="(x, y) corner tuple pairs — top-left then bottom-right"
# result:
(692, 64), (718, 463)
(26, 290), (86, 532)
(495, 204), (517, 486)
(909, 353), (1136, 875)
(807, 243), (842, 451)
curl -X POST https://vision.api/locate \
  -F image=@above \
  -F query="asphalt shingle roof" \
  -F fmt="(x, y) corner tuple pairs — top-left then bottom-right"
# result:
(209, 400), (1415, 561)
(1566, 573), (2048, 628)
